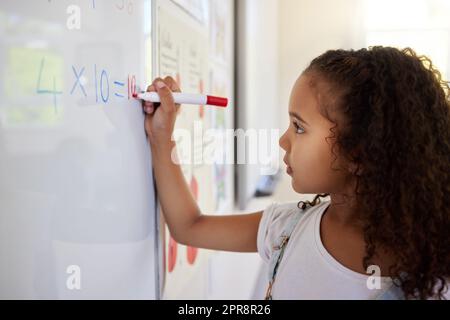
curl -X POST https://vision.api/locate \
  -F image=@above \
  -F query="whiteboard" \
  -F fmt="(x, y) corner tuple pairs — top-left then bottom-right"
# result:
(0, 0), (159, 299)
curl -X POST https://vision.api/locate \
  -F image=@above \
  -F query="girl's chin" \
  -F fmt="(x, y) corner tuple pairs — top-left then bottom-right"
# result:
(290, 179), (303, 193)
(291, 178), (314, 194)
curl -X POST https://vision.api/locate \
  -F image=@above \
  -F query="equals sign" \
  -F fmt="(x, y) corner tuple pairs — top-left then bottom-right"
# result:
(113, 80), (125, 98)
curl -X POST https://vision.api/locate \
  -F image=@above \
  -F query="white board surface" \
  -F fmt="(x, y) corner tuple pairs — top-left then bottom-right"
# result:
(0, 0), (159, 299)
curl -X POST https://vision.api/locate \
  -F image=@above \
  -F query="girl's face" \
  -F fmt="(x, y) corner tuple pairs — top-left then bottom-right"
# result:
(279, 74), (352, 194)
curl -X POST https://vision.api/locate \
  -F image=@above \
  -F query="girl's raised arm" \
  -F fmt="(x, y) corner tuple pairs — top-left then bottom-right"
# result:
(143, 77), (262, 253)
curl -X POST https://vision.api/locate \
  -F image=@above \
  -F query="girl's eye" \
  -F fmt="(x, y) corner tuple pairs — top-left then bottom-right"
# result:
(293, 121), (305, 134)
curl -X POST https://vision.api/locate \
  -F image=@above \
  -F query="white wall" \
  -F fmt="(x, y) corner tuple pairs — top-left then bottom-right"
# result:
(278, 0), (450, 132)
(278, 0), (365, 134)
(236, 0), (280, 209)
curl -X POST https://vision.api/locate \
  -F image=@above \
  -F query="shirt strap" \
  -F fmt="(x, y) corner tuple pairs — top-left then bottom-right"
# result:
(265, 203), (310, 299)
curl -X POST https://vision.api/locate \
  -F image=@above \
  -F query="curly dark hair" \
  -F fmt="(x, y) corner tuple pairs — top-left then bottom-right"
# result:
(299, 46), (450, 299)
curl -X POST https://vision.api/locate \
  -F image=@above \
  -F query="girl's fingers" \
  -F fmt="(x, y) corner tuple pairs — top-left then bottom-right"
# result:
(143, 85), (156, 108)
(163, 76), (181, 93)
(154, 81), (176, 113)
(144, 77), (180, 114)
(144, 105), (154, 114)
(162, 77), (181, 114)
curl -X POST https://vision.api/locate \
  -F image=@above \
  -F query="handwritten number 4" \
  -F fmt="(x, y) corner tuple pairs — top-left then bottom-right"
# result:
(36, 57), (62, 114)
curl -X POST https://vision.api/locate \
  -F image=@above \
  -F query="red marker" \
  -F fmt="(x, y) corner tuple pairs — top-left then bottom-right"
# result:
(133, 92), (228, 107)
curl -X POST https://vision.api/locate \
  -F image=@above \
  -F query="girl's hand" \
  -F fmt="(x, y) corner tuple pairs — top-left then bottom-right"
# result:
(142, 76), (181, 146)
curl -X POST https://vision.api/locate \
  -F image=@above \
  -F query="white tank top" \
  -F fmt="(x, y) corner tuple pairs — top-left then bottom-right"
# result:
(257, 200), (398, 299)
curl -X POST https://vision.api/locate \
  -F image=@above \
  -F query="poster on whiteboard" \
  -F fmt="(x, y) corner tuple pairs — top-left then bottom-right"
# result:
(171, 0), (208, 23)
(154, 0), (234, 299)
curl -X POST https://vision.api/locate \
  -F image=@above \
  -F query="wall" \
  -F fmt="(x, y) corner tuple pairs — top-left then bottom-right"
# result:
(236, 0), (280, 209)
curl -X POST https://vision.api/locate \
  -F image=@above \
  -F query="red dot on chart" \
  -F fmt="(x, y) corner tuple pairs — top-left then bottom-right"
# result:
(168, 235), (178, 273)
(187, 246), (198, 265)
(190, 176), (198, 201)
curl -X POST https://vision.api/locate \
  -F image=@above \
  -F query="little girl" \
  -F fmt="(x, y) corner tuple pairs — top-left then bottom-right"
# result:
(142, 46), (449, 300)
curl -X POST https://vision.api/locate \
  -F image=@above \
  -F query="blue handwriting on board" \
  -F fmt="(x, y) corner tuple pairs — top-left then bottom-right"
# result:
(36, 57), (137, 114)
(114, 81), (125, 98)
(70, 65), (87, 97)
(49, 0), (134, 14)
(115, 0), (134, 14)
(36, 57), (63, 114)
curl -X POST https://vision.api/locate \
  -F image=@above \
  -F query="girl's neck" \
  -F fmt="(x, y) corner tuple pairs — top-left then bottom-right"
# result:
(326, 193), (363, 229)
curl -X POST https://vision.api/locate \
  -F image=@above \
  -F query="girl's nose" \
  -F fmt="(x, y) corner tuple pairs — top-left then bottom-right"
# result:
(279, 130), (289, 151)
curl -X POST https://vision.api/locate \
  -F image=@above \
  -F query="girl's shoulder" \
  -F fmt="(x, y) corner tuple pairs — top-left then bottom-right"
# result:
(257, 200), (330, 263)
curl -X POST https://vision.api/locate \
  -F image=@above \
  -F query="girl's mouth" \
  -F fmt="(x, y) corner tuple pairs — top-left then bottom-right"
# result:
(283, 156), (293, 175)
(286, 166), (293, 175)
